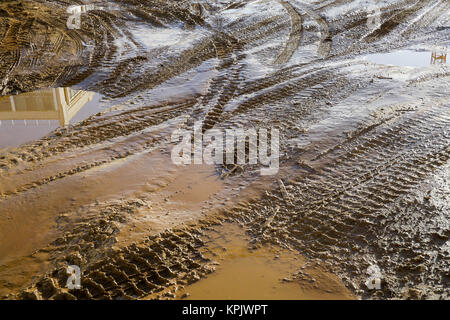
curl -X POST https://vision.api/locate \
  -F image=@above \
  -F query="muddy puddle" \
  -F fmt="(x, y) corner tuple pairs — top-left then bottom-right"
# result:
(0, 145), (232, 296)
(0, 148), (223, 263)
(364, 49), (447, 67)
(0, 88), (102, 148)
(0, 0), (448, 301)
(172, 224), (354, 300)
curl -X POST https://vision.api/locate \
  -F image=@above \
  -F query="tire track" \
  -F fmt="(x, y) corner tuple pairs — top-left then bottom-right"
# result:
(201, 48), (246, 132)
(236, 103), (449, 298)
(14, 223), (213, 300)
(274, 1), (303, 65)
(0, 0), (448, 300)
(292, 1), (331, 58)
(363, 0), (433, 42)
(400, 0), (449, 38)
(0, 99), (197, 177)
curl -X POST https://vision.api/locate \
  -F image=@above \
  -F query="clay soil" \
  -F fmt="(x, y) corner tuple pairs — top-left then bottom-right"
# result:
(0, 0), (448, 300)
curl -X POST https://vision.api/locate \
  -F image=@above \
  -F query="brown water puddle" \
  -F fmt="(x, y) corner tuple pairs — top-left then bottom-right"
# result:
(0, 149), (225, 262)
(175, 224), (354, 300)
(0, 147), (229, 297)
(113, 154), (227, 248)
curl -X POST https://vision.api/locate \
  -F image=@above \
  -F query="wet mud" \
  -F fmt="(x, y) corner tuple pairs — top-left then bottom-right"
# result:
(173, 224), (353, 300)
(0, 0), (448, 300)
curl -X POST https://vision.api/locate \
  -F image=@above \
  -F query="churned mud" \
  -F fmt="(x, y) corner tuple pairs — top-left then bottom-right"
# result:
(0, 0), (449, 300)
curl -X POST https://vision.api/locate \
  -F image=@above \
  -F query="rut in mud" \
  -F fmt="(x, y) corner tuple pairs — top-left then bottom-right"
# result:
(0, 0), (449, 299)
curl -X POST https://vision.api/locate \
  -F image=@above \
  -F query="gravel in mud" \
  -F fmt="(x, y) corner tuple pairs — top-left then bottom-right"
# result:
(0, 0), (449, 300)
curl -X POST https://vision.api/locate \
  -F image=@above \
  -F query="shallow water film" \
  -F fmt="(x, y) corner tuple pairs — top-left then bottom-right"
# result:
(0, 0), (448, 302)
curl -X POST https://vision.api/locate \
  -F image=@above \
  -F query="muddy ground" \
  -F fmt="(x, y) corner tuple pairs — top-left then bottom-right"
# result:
(0, 0), (448, 300)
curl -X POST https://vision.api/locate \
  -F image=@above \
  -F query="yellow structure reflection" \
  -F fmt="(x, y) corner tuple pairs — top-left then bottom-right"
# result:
(431, 50), (447, 65)
(0, 88), (94, 126)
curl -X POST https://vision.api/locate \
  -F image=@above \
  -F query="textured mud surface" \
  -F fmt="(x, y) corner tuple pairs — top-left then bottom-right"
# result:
(0, 0), (449, 299)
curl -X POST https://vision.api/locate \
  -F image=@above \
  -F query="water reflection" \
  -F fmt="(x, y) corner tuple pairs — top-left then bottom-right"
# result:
(0, 88), (95, 148)
(364, 48), (447, 67)
(0, 88), (94, 126)
(430, 50), (447, 65)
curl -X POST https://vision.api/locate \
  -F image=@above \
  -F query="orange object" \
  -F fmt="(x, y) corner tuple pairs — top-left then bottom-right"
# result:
(431, 51), (447, 64)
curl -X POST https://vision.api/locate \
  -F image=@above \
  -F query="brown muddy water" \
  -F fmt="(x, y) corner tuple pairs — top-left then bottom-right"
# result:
(174, 224), (353, 300)
(0, 0), (449, 300)
(0, 148), (229, 296)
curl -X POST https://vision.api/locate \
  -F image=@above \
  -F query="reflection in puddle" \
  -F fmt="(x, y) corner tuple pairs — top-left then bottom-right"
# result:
(0, 88), (98, 148)
(365, 49), (447, 67)
(431, 51), (447, 64)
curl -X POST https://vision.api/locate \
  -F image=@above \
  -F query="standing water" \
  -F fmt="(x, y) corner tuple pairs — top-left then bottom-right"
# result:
(364, 49), (447, 67)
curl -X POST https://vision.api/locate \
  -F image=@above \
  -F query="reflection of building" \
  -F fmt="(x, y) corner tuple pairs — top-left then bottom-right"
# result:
(431, 50), (447, 64)
(0, 88), (94, 126)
